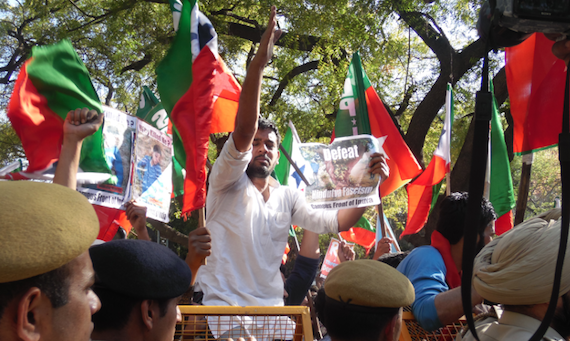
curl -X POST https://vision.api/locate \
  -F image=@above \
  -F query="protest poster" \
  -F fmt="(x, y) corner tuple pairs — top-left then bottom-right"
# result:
(77, 106), (136, 208)
(77, 107), (172, 223)
(298, 134), (382, 210)
(132, 120), (173, 222)
(320, 238), (354, 279)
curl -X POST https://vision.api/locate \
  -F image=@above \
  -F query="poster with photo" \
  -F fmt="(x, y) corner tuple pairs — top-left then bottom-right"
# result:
(131, 120), (172, 222)
(77, 106), (135, 208)
(298, 135), (382, 210)
(319, 238), (354, 279)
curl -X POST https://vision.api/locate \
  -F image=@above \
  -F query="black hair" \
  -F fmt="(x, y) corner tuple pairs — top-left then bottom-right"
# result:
(152, 144), (161, 154)
(258, 117), (281, 146)
(377, 251), (411, 269)
(0, 263), (70, 320)
(315, 288), (399, 341)
(436, 192), (497, 245)
(92, 287), (170, 331)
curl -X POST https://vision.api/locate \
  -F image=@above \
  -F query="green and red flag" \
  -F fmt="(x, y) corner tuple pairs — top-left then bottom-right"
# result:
(339, 216), (376, 254)
(402, 84), (454, 238)
(333, 52), (421, 196)
(333, 52), (421, 249)
(506, 33), (566, 155)
(156, 0), (240, 214)
(6, 40), (110, 182)
(489, 83), (516, 235)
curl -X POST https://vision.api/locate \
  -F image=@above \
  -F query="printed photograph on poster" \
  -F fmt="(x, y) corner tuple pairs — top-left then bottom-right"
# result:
(320, 238), (354, 279)
(298, 135), (382, 210)
(132, 120), (172, 222)
(77, 106), (135, 208)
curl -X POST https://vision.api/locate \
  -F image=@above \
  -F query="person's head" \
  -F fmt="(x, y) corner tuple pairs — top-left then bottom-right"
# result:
(151, 144), (161, 166)
(436, 192), (496, 250)
(315, 260), (414, 341)
(0, 181), (101, 341)
(377, 251), (411, 269)
(473, 211), (570, 338)
(89, 239), (193, 341)
(246, 117), (281, 179)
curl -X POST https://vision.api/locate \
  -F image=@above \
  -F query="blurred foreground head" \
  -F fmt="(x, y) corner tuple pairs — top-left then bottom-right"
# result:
(316, 259), (414, 341)
(0, 181), (100, 341)
(90, 239), (192, 341)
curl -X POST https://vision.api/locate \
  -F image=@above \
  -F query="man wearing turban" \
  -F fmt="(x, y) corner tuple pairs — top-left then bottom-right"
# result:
(459, 210), (570, 341)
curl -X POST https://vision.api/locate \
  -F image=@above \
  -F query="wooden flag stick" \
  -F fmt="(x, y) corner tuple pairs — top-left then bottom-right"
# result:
(199, 207), (207, 265)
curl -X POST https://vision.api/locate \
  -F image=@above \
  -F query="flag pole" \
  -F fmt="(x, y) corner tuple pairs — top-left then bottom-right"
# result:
(198, 207), (207, 265)
(279, 143), (310, 186)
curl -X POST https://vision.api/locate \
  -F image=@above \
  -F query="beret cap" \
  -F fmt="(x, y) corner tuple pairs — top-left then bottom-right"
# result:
(90, 239), (192, 299)
(0, 181), (99, 283)
(325, 259), (414, 308)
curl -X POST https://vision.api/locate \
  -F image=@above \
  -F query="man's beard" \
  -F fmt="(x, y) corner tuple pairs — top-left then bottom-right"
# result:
(246, 156), (273, 178)
(551, 292), (570, 339)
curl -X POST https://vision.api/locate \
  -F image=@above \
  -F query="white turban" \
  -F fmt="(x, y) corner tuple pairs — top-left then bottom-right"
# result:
(473, 213), (570, 305)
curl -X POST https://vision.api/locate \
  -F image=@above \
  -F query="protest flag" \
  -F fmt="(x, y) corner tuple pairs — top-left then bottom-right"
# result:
(489, 83), (516, 235)
(156, 0), (241, 214)
(506, 33), (566, 155)
(6, 40), (111, 182)
(401, 84), (454, 238)
(339, 216), (376, 254)
(334, 53), (421, 196)
(333, 52), (421, 247)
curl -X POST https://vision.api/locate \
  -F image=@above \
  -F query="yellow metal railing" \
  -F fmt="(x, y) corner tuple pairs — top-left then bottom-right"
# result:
(177, 305), (313, 341)
(399, 311), (468, 341)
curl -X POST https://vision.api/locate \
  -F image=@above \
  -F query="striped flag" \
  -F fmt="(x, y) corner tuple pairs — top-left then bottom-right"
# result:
(489, 83), (516, 235)
(333, 52), (421, 251)
(402, 84), (454, 238)
(5, 40), (111, 183)
(156, 0), (240, 214)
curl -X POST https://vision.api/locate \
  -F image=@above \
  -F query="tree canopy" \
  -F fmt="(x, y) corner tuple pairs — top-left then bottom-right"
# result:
(0, 0), (559, 248)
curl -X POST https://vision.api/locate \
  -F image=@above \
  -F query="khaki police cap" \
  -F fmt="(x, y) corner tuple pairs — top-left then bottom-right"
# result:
(324, 259), (415, 308)
(0, 181), (99, 283)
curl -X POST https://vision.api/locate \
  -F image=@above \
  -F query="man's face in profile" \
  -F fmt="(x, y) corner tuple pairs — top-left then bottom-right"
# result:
(47, 251), (101, 341)
(246, 128), (279, 179)
(147, 297), (182, 341)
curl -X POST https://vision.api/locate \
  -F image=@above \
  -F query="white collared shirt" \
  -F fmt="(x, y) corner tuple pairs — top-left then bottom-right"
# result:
(196, 134), (338, 307)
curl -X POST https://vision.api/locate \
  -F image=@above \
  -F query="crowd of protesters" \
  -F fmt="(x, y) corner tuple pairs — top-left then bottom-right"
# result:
(2, 6), (570, 341)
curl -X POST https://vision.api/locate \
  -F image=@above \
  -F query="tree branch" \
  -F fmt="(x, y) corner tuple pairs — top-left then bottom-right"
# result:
(269, 60), (319, 106)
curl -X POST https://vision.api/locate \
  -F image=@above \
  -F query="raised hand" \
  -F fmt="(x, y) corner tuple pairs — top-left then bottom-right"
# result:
(368, 152), (390, 184)
(253, 6), (282, 67)
(125, 201), (150, 241)
(186, 227), (212, 284)
(63, 107), (104, 143)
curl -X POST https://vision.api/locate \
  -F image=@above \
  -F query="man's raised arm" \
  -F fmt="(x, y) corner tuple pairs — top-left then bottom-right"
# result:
(232, 6), (282, 152)
(53, 108), (104, 189)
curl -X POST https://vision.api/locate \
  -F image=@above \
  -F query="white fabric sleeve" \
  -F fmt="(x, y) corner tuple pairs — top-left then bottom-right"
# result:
(209, 133), (252, 192)
(290, 189), (339, 234)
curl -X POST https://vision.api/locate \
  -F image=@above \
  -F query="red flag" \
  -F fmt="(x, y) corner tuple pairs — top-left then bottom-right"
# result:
(171, 48), (216, 213)
(402, 85), (453, 238)
(333, 53), (421, 197)
(506, 33), (567, 155)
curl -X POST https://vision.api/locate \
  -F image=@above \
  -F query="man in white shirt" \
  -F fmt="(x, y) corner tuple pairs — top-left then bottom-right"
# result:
(194, 6), (389, 338)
